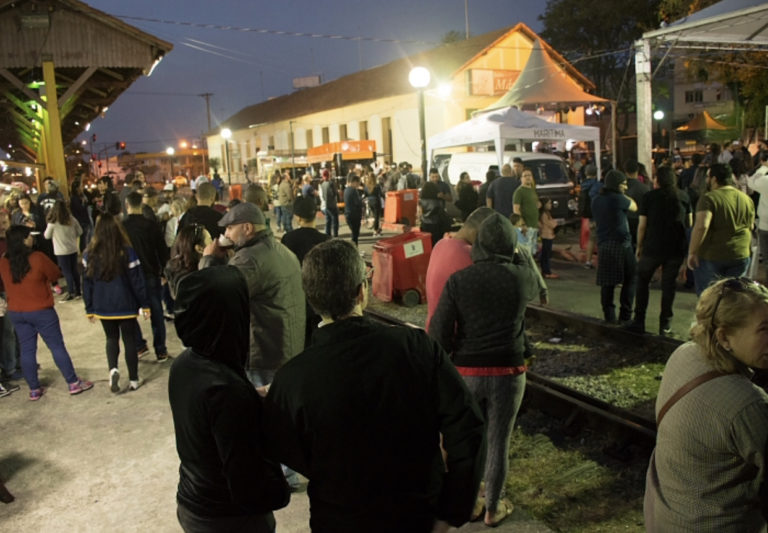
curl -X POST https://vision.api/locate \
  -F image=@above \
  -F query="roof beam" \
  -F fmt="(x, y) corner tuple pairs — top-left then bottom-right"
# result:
(59, 66), (97, 118)
(0, 68), (43, 107)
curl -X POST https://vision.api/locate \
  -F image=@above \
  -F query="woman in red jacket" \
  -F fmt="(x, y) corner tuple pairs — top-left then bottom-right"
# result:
(0, 225), (92, 400)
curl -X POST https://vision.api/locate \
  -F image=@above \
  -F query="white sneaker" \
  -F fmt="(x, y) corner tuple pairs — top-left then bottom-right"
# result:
(128, 378), (144, 391)
(109, 368), (120, 393)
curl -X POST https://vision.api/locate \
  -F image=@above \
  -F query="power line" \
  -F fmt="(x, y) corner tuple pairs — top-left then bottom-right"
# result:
(114, 15), (435, 45)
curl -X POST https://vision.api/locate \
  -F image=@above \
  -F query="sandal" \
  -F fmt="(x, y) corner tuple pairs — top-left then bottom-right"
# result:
(485, 498), (514, 528)
(470, 497), (485, 522)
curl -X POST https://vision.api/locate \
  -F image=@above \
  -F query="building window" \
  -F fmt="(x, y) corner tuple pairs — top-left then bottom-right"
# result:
(306, 129), (313, 149)
(685, 90), (703, 103)
(340, 124), (348, 140)
(322, 127), (330, 144)
(359, 121), (369, 140)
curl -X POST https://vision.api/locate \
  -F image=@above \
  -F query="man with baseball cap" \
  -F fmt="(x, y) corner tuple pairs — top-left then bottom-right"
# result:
(202, 202), (305, 388)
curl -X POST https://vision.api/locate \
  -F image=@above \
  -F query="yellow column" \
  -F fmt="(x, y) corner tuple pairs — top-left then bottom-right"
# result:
(41, 60), (69, 200)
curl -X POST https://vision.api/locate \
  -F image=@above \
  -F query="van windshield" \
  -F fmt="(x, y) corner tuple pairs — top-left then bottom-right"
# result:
(525, 160), (570, 185)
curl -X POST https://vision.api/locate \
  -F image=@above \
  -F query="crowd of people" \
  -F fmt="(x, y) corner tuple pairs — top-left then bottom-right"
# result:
(2, 144), (768, 531)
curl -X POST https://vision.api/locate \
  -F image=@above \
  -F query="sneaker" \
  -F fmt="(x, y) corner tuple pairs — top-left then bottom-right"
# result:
(543, 273), (560, 279)
(53, 285), (62, 295)
(155, 352), (169, 363)
(68, 378), (94, 395)
(110, 368), (120, 393)
(128, 378), (144, 391)
(583, 261), (594, 269)
(0, 383), (20, 398)
(29, 387), (44, 401)
(137, 346), (149, 359)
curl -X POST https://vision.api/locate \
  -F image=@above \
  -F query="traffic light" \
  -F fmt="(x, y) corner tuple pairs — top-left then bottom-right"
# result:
(120, 141), (126, 150)
(92, 134), (96, 142)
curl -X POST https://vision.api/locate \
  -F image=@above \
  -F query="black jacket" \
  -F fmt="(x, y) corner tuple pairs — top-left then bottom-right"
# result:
(178, 205), (224, 239)
(123, 214), (169, 278)
(169, 267), (290, 518)
(264, 316), (486, 532)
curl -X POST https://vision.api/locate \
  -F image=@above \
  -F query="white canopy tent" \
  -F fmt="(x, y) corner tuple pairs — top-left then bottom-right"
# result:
(636, 0), (768, 175)
(427, 106), (602, 176)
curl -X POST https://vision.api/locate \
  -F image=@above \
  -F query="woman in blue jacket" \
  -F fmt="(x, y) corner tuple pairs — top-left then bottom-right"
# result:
(83, 213), (149, 393)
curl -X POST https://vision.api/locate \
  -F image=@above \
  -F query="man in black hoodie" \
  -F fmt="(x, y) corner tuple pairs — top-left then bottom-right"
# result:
(169, 266), (289, 533)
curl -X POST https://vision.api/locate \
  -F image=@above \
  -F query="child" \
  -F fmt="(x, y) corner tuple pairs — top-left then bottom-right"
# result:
(509, 213), (530, 252)
(538, 196), (558, 279)
(44, 200), (83, 300)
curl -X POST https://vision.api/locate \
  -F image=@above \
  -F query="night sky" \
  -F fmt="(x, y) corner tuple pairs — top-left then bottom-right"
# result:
(82, 0), (546, 153)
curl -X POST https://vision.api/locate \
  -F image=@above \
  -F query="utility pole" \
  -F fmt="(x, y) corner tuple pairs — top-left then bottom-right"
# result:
(464, 0), (470, 39)
(199, 93), (213, 132)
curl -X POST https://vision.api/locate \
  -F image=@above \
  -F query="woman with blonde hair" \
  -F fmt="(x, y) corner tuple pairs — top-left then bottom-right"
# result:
(644, 277), (768, 531)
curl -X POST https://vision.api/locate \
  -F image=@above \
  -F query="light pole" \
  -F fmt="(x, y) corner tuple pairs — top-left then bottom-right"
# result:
(409, 66), (430, 181)
(221, 128), (232, 185)
(653, 110), (665, 158)
(166, 147), (175, 181)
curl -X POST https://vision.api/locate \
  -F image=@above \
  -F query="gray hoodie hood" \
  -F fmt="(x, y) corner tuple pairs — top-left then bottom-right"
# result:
(470, 212), (518, 264)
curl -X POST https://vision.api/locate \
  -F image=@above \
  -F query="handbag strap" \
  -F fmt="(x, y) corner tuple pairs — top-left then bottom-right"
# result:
(656, 370), (725, 427)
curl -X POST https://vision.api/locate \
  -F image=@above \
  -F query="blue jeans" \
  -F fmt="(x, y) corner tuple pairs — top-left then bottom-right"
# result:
(9, 307), (77, 390)
(693, 257), (750, 296)
(56, 253), (81, 295)
(324, 209), (339, 237)
(281, 206), (294, 232)
(273, 206), (283, 230)
(134, 276), (167, 355)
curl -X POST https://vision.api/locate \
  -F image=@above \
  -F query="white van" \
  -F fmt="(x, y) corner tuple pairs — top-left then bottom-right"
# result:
(442, 151), (578, 226)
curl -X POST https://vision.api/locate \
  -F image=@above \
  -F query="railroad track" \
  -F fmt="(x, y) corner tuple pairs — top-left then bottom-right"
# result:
(364, 306), (675, 459)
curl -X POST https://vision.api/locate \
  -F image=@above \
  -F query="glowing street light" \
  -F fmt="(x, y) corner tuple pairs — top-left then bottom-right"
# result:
(221, 128), (232, 185)
(409, 66), (431, 180)
(166, 147), (175, 178)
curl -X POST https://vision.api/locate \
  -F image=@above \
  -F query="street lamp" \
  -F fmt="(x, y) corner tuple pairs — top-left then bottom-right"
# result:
(221, 128), (232, 185)
(166, 147), (175, 181)
(409, 66), (430, 180)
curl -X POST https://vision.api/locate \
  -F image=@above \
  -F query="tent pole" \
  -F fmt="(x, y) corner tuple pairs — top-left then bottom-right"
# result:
(635, 39), (653, 183)
(611, 100), (617, 171)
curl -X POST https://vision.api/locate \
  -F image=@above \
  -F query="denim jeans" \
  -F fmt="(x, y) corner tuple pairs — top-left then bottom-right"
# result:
(281, 206), (294, 232)
(324, 209), (339, 237)
(133, 276), (167, 355)
(9, 307), (77, 390)
(56, 253), (81, 295)
(693, 257), (750, 296)
(346, 214), (361, 245)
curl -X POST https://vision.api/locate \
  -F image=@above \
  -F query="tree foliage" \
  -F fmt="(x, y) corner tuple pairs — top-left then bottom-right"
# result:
(539, 0), (662, 103)
(208, 157), (221, 173)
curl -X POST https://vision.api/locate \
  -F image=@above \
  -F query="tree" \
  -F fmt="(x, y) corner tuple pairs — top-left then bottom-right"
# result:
(208, 157), (221, 174)
(540, 0), (661, 101)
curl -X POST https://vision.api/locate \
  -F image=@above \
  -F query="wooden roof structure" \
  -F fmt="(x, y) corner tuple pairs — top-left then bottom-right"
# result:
(0, 0), (172, 164)
(220, 23), (595, 132)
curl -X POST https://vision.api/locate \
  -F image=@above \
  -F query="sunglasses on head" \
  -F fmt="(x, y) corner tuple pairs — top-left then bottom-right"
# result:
(710, 277), (759, 330)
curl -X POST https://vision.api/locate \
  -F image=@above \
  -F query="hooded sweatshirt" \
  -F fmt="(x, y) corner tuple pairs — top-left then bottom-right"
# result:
(168, 266), (289, 518)
(428, 213), (537, 368)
